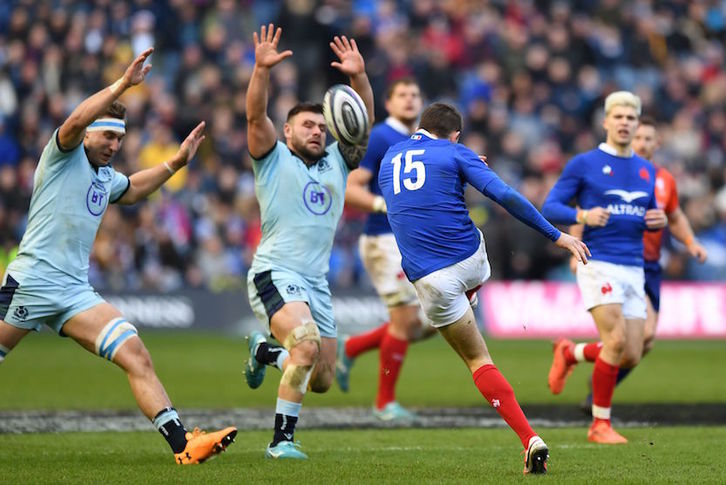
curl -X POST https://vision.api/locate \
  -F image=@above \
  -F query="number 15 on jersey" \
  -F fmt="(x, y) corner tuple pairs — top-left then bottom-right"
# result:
(392, 149), (426, 194)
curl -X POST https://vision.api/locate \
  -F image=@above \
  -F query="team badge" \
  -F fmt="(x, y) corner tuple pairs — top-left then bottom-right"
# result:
(602, 165), (612, 175)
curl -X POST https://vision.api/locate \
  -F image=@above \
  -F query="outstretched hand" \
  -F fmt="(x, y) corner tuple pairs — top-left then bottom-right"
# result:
(254, 24), (293, 68)
(556, 232), (591, 265)
(330, 36), (365, 77)
(174, 121), (206, 168)
(123, 47), (154, 87)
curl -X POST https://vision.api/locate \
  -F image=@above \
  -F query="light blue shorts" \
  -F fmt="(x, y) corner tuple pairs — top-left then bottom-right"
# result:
(0, 272), (104, 335)
(247, 267), (336, 338)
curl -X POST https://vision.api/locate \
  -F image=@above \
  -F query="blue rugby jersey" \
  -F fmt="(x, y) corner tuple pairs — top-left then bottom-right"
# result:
(542, 143), (657, 267)
(359, 117), (411, 235)
(378, 130), (561, 281)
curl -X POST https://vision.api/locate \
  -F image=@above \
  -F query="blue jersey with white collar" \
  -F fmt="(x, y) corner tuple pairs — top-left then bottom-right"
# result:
(360, 118), (411, 235)
(542, 144), (657, 267)
(379, 131), (561, 281)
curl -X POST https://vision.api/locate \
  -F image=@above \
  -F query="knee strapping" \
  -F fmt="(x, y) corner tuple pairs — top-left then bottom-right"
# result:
(281, 362), (316, 394)
(95, 318), (138, 361)
(0, 343), (8, 364)
(282, 321), (321, 351)
(280, 322), (321, 393)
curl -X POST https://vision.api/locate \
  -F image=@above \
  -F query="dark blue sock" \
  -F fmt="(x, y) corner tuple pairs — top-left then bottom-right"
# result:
(616, 367), (632, 385)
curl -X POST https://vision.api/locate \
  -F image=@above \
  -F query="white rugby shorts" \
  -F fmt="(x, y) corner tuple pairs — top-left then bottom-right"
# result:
(576, 259), (646, 319)
(359, 233), (419, 308)
(412, 234), (491, 327)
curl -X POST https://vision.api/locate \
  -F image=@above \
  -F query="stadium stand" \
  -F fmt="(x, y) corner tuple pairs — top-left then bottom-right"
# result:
(0, 0), (724, 291)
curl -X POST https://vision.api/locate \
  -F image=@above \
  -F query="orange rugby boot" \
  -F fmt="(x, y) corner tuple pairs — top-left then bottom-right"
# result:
(587, 421), (628, 444)
(548, 338), (576, 395)
(175, 426), (238, 464)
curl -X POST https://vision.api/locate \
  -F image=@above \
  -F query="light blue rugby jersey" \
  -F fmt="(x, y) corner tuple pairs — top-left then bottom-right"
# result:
(7, 129), (130, 285)
(250, 141), (350, 278)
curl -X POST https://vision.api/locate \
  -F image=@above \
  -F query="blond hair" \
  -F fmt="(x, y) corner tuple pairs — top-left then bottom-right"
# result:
(604, 91), (641, 116)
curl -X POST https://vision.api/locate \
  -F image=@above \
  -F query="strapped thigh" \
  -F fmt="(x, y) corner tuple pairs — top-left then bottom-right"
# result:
(94, 317), (138, 361)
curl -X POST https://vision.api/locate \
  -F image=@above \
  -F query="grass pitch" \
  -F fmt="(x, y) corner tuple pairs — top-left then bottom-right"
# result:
(1, 332), (725, 483)
(2, 427), (725, 483)
(1, 332), (724, 410)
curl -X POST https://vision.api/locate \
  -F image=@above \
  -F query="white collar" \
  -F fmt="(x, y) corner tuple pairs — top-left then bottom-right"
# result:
(416, 128), (437, 139)
(598, 142), (633, 158)
(385, 117), (414, 135)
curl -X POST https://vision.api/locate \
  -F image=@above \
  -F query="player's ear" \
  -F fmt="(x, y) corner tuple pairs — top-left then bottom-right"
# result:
(283, 122), (292, 139)
(449, 131), (461, 143)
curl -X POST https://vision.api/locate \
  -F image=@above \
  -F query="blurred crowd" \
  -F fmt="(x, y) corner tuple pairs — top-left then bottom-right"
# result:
(0, 0), (725, 292)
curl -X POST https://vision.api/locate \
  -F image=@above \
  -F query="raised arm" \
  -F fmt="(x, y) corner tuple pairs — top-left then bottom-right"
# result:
(329, 36), (375, 168)
(246, 24), (293, 159)
(117, 122), (205, 205)
(58, 48), (153, 150)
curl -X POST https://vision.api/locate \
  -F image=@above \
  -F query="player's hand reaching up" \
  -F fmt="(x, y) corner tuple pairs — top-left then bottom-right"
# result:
(330, 36), (365, 77)
(122, 47), (153, 87)
(254, 24), (292, 69)
(172, 121), (206, 169)
(556, 232), (591, 265)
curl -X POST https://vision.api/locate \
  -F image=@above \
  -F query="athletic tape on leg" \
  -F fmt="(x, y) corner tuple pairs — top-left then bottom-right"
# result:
(280, 322), (321, 393)
(95, 317), (138, 361)
(282, 321), (321, 350)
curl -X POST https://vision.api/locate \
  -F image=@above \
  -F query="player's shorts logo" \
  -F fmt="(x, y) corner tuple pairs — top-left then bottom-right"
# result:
(285, 284), (302, 296)
(13, 305), (28, 321)
(303, 181), (332, 215)
(86, 181), (109, 216)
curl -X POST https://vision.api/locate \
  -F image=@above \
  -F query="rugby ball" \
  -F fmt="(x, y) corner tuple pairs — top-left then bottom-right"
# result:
(323, 84), (369, 145)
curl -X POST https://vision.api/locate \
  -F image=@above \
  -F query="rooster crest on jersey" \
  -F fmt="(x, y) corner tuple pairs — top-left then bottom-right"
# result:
(323, 84), (368, 145)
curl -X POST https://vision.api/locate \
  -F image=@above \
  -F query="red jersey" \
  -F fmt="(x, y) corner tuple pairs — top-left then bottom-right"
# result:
(643, 166), (679, 262)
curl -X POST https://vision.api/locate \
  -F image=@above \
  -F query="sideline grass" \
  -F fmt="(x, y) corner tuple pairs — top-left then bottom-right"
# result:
(1, 426), (724, 483)
(1, 332), (725, 410)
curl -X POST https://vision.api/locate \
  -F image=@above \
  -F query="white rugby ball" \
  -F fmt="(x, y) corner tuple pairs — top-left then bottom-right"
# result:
(323, 84), (369, 145)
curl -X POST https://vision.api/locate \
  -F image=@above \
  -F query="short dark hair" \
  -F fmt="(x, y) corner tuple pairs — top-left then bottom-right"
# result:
(419, 102), (462, 138)
(638, 115), (657, 128)
(105, 101), (126, 120)
(385, 78), (419, 100)
(287, 102), (323, 121)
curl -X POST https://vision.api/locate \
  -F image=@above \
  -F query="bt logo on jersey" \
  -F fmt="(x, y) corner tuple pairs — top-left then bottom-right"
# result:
(303, 181), (332, 215)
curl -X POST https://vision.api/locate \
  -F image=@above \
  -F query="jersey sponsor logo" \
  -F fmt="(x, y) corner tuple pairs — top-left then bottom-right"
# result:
(303, 181), (332, 215)
(606, 204), (646, 216)
(86, 181), (108, 216)
(604, 189), (649, 203)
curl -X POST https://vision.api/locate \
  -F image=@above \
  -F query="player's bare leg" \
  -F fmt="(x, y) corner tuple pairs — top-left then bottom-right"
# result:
(587, 304), (628, 443)
(264, 301), (323, 459)
(0, 320), (31, 364)
(642, 296), (658, 355)
(439, 306), (548, 473)
(62, 303), (237, 463)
